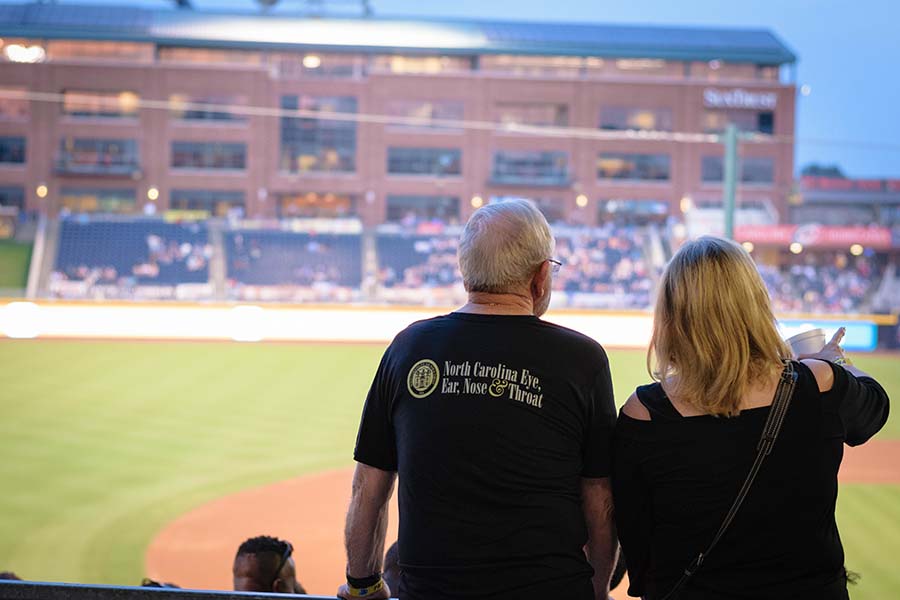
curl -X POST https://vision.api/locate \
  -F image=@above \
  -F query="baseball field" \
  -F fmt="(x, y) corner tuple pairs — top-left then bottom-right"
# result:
(0, 339), (897, 598)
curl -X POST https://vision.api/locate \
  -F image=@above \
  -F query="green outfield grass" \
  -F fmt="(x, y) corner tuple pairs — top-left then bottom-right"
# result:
(0, 339), (896, 597)
(0, 240), (31, 289)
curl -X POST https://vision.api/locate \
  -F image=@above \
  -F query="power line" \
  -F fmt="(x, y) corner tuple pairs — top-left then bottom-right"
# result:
(8, 89), (899, 153)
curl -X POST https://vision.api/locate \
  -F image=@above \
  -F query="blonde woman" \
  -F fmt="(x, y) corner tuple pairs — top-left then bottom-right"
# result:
(612, 236), (889, 600)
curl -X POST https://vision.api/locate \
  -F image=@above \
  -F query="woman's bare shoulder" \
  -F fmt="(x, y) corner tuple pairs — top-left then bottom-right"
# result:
(800, 359), (835, 393)
(622, 391), (651, 421)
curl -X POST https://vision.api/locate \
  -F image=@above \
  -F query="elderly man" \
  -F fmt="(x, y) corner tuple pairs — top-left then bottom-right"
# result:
(233, 535), (306, 594)
(339, 199), (618, 600)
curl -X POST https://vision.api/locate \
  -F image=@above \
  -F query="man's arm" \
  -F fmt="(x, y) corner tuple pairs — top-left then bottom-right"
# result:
(582, 476), (618, 600)
(338, 462), (397, 599)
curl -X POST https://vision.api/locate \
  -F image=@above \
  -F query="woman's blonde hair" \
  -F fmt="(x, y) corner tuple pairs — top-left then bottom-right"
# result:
(648, 236), (792, 417)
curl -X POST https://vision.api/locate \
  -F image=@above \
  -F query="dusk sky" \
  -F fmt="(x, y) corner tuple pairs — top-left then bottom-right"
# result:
(29, 0), (900, 178)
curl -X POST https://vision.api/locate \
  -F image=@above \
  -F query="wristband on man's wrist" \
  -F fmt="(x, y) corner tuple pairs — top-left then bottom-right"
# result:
(346, 573), (384, 597)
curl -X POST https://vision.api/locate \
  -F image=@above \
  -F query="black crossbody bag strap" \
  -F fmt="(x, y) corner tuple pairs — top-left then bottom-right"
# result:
(659, 361), (798, 600)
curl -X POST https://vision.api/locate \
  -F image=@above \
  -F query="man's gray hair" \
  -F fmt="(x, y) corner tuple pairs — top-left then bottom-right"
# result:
(458, 199), (554, 293)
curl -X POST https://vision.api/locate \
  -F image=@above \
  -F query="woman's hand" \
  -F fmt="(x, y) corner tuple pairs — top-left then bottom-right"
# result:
(798, 327), (850, 365)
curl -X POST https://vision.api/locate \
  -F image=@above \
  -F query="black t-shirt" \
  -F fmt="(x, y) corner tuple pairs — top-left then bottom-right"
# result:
(612, 361), (890, 600)
(354, 312), (617, 600)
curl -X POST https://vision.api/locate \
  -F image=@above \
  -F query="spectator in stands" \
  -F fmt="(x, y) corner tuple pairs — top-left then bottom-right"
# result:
(0, 572), (21, 580)
(613, 236), (890, 599)
(233, 535), (307, 594)
(340, 199), (618, 600)
(382, 541), (401, 596)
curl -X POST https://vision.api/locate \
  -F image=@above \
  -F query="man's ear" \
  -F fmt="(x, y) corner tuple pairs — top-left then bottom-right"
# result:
(271, 578), (286, 593)
(530, 260), (550, 300)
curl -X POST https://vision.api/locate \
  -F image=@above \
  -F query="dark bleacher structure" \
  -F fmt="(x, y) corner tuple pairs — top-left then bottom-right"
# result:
(225, 230), (362, 288)
(376, 232), (460, 289)
(54, 217), (210, 289)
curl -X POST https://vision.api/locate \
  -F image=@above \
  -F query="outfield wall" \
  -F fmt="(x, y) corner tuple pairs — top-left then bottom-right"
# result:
(0, 300), (890, 351)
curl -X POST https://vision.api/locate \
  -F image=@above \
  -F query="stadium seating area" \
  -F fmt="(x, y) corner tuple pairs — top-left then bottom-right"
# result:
(553, 224), (657, 309)
(225, 229), (363, 302)
(759, 252), (884, 314)
(51, 218), (211, 299)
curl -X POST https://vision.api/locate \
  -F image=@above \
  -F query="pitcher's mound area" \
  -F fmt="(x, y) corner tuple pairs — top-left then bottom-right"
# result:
(146, 441), (900, 595)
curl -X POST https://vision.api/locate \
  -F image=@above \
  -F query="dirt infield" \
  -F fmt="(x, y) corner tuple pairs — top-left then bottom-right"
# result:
(145, 440), (900, 596)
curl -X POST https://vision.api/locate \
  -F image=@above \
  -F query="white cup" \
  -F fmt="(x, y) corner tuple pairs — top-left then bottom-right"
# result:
(786, 328), (826, 356)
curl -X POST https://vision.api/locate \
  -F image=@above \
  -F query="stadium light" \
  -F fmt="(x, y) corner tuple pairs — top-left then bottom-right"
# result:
(679, 195), (693, 213)
(147, 187), (160, 201)
(742, 241), (755, 253)
(471, 195), (483, 208)
(850, 244), (864, 256)
(4, 43), (45, 63)
(575, 194), (589, 208)
(35, 184), (48, 198)
(790, 242), (803, 254)
(303, 54), (322, 69)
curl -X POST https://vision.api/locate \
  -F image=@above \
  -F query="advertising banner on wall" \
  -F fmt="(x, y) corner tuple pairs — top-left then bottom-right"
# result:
(735, 224), (895, 250)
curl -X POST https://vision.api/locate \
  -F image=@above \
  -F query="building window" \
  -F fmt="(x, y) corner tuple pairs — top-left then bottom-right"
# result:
(481, 55), (603, 77)
(490, 196), (567, 224)
(0, 186), (25, 209)
(0, 88), (29, 120)
(597, 153), (670, 181)
(701, 156), (775, 184)
(599, 107), (673, 131)
(169, 94), (248, 122)
(491, 151), (570, 186)
(60, 187), (136, 213)
(614, 59), (681, 77)
(386, 195), (459, 224)
(270, 52), (364, 79)
(280, 95), (357, 173)
(384, 100), (464, 131)
(598, 199), (670, 224)
(703, 109), (774, 134)
(56, 138), (139, 175)
(0, 136), (25, 164)
(494, 103), (568, 127)
(158, 47), (263, 66)
(387, 147), (461, 177)
(276, 192), (358, 218)
(171, 142), (246, 170)
(62, 90), (139, 118)
(372, 55), (472, 74)
(170, 190), (245, 216)
(47, 41), (153, 63)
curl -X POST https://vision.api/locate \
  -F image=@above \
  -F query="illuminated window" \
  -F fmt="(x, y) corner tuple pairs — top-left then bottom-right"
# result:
(276, 192), (358, 218)
(62, 90), (139, 118)
(0, 137), (25, 164)
(280, 95), (357, 173)
(169, 94), (248, 122)
(0, 88), (29, 120)
(171, 142), (246, 170)
(158, 47), (262, 66)
(599, 107), (673, 131)
(387, 148), (461, 177)
(47, 41), (153, 63)
(385, 100), (464, 131)
(494, 103), (568, 127)
(492, 151), (569, 185)
(703, 109), (774, 134)
(597, 153), (670, 181)
(481, 55), (595, 77)
(372, 55), (472, 74)
(386, 195), (459, 224)
(56, 138), (139, 175)
(60, 187), (136, 213)
(170, 190), (245, 216)
(701, 156), (774, 184)
(271, 52), (364, 79)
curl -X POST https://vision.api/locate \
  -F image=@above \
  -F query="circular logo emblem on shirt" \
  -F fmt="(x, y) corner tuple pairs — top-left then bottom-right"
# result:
(407, 359), (440, 398)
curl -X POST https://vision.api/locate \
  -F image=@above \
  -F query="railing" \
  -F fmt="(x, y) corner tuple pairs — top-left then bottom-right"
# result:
(0, 581), (336, 600)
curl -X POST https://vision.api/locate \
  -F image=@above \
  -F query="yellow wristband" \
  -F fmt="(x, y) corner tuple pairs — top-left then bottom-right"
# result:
(347, 578), (384, 597)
